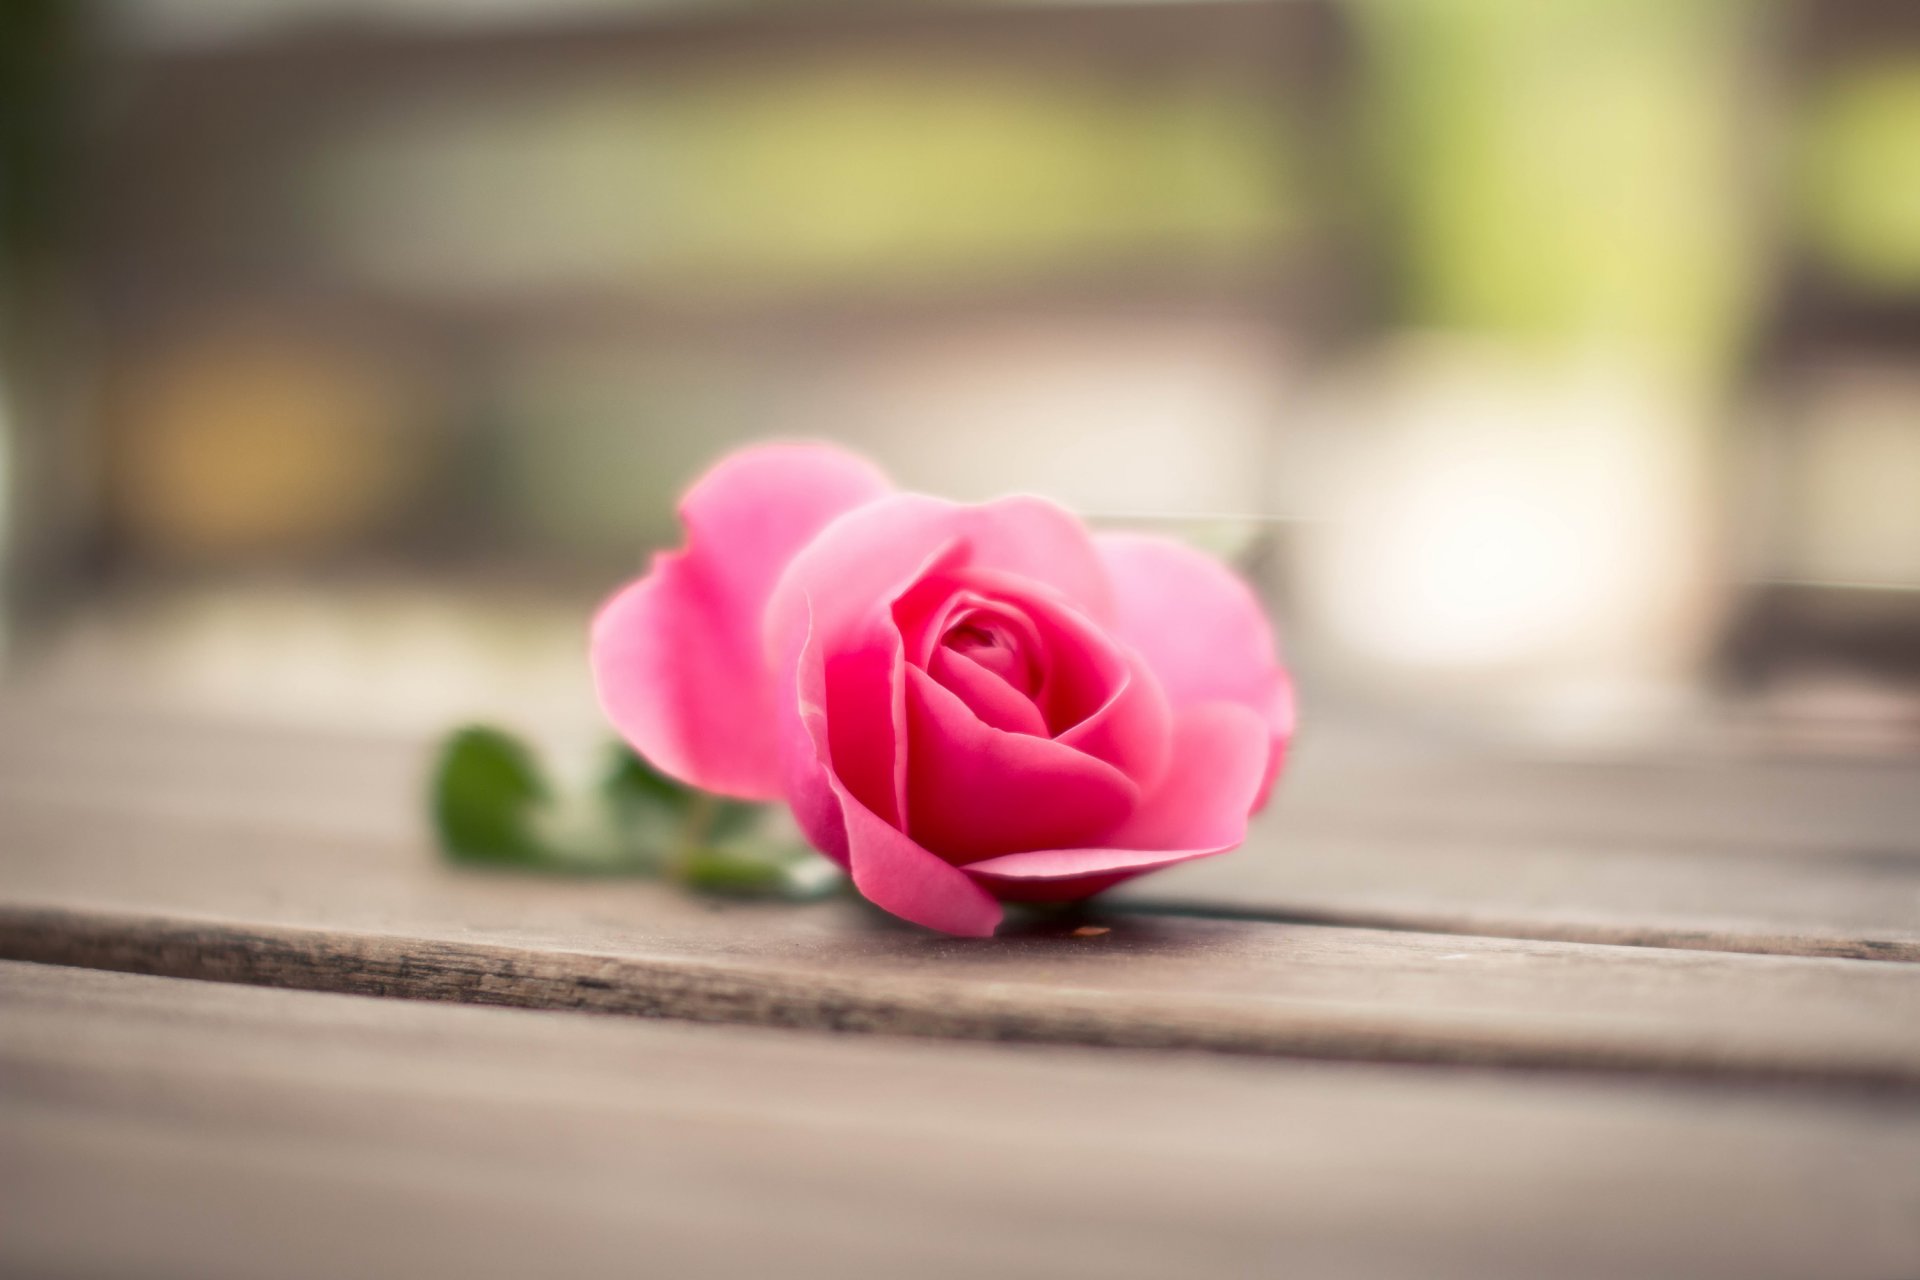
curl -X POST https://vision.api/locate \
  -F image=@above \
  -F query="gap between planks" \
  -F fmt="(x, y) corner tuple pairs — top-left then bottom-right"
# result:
(1111, 898), (1920, 964)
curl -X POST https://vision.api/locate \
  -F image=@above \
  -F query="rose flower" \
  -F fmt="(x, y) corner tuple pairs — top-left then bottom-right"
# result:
(592, 443), (1292, 936)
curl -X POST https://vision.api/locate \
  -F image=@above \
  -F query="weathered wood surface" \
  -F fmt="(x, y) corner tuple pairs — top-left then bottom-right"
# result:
(5, 962), (1918, 1280)
(5, 696), (1916, 962)
(2, 700), (1919, 1085)
(1128, 825), (1920, 963)
(1120, 728), (1920, 961)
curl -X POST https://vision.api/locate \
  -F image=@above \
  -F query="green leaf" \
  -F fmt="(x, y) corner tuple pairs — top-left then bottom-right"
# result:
(676, 846), (797, 896)
(602, 744), (761, 841)
(601, 742), (691, 814)
(432, 725), (661, 874)
(673, 809), (849, 902)
(431, 726), (555, 868)
(430, 726), (842, 900)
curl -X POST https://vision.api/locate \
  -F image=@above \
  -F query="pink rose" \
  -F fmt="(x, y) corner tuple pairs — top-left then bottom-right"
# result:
(591, 443), (1293, 936)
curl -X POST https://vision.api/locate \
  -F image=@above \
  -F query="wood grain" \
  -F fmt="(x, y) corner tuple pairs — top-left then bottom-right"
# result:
(1238, 727), (1920, 861)
(4, 891), (1919, 1088)
(5, 961), (1918, 1280)
(4, 700), (1920, 1084)
(1124, 831), (1920, 963)
(5, 696), (1916, 962)
(1119, 727), (1920, 962)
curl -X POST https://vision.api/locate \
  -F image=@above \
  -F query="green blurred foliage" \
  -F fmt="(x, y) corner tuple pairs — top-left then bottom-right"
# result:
(1799, 61), (1920, 292)
(1356, 0), (1753, 371)
(0, 0), (85, 268)
(312, 65), (1296, 299)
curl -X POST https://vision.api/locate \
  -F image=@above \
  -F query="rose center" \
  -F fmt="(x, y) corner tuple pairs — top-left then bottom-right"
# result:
(941, 616), (1039, 696)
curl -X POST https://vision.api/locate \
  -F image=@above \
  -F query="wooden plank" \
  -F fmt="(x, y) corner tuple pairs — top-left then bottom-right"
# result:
(2, 798), (1919, 1086)
(1119, 728), (1920, 961)
(1124, 832), (1920, 964)
(4, 961), (1918, 1280)
(2, 699), (1918, 1083)
(1247, 727), (1920, 860)
(6, 899), (1920, 1088)
(12, 699), (1915, 860)
(4, 696), (1916, 962)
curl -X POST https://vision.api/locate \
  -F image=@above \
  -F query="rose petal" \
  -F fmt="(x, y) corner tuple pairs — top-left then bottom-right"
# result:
(961, 700), (1269, 884)
(928, 646), (1049, 736)
(935, 568), (1172, 787)
(1112, 700), (1271, 849)
(1095, 533), (1295, 805)
(792, 630), (1003, 936)
(978, 871), (1140, 904)
(965, 845), (1227, 881)
(1054, 656), (1173, 793)
(785, 693), (850, 866)
(767, 494), (1112, 854)
(904, 667), (1139, 863)
(893, 577), (1040, 677)
(784, 547), (958, 858)
(590, 443), (890, 800)
(953, 496), (1115, 622)
(840, 781), (1004, 937)
(955, 568), (1118, 734)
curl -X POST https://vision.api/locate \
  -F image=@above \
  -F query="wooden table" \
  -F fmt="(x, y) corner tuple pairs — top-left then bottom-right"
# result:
(3, 695), (1918, 1278)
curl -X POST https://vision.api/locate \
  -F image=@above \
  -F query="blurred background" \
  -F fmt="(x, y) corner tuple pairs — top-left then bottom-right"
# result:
(3, 0), (1918, 754)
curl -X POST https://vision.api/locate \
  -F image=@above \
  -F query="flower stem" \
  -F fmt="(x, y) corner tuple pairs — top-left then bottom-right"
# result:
(674, 791), (721, 871)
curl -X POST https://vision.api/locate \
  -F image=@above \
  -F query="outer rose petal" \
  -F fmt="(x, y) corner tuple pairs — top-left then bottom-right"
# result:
(839, 774), (1005, 938)
(591, 443), (890, 799)
(1094, 533), (1295, 805)
(961, 700), (1270, 894)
